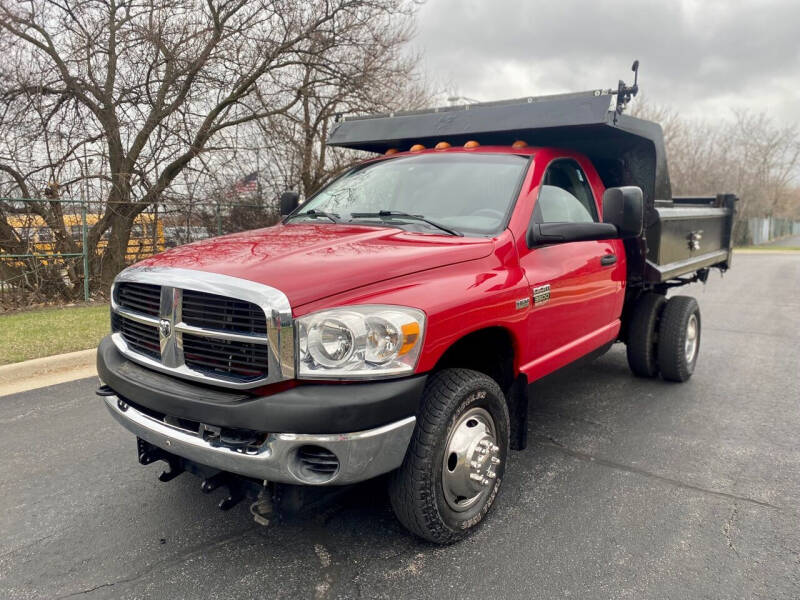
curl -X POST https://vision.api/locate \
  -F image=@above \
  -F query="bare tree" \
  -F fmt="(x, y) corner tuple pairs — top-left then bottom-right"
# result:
(0, 0), (419, 297)
(632, 99), (800, 223)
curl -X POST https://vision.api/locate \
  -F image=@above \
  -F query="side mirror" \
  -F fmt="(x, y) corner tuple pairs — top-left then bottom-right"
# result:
(279, 191), (300, 216)
(528, 221), (618, 247)
(603, 186), (643, 238)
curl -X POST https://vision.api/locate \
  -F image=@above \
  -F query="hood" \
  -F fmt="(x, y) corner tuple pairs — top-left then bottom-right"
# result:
(134, 223), (494, 307)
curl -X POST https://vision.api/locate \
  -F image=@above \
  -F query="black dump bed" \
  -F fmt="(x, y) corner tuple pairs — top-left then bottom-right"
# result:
(328, 92), (736, 283)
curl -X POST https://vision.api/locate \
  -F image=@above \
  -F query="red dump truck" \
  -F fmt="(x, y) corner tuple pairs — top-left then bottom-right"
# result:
(98, 72), (736, 542)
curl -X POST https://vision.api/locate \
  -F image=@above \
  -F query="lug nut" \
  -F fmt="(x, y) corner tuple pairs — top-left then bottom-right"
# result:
(470, 473), (484, 482)
(491, 456), (501, 465)
(486, 471), (496, 479)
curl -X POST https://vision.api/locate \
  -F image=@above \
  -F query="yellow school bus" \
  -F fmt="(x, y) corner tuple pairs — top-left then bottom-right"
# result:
(2, 213), (165, 262)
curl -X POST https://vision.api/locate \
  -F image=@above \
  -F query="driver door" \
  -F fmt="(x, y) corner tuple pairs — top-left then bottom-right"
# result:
(518, 157), (625, 379)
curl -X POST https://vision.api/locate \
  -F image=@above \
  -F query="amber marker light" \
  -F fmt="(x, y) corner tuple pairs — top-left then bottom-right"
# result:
(512, 140), (528, 148)
(385, 148), (399, 155)
(434, 141), (451, 149)
(410, 144), (426, 152)
(464, 140), (480, 149)
(398, 322), (421, 355)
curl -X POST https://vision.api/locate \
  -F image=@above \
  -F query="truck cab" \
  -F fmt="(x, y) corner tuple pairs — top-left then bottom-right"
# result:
(98, 90), (736, 543)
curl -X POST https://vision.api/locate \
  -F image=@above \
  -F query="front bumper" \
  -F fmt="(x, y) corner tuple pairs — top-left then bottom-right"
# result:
(103, 394), (416, 485)
(96, 335), (426, 433)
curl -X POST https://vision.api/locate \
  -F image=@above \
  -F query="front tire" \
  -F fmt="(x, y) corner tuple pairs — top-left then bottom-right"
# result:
(657, 296), (701, 382)
(388, 368), (509, 544)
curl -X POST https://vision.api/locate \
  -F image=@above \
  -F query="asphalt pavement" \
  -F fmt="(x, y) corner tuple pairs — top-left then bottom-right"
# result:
(1, 253), (799, 599)
(761, 233), (800, 247)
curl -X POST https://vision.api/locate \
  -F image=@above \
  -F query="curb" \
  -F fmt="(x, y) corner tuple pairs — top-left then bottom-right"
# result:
(0, 348), (97, 395)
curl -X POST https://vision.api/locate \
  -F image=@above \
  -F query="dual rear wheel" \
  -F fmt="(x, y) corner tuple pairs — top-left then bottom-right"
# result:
(626, 293), (701, 382)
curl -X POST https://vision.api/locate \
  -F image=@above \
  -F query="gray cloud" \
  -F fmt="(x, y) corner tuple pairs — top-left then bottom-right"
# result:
(414, 0), (800, 124)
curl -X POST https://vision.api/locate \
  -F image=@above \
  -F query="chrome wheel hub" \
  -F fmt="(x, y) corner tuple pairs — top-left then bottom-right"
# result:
(685, 314), (698, 363)
(441, 407), (501, 512)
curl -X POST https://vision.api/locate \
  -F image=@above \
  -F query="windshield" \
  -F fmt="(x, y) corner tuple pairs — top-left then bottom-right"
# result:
(294, 153), (529, 236)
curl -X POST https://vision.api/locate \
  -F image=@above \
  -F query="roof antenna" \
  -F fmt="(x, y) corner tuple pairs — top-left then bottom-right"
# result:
(613, 59), (640, 121)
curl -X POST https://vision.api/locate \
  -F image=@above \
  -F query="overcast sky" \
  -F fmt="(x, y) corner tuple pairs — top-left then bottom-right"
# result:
(413, 0), (800, 125)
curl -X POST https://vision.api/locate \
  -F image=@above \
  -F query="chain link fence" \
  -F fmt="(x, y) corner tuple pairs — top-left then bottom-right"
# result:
(0, 199), (279, 310)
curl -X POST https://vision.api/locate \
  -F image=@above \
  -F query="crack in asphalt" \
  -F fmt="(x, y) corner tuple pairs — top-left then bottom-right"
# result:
(535, 435), (782, 511)
(534, 410), (615, 433)
(53, 526), (255, 599)
(0, 532), (58, 561)
(723, 503), (740, 556)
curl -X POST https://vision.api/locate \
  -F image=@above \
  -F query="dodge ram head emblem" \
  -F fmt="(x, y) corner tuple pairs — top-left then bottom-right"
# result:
(159, 318), (172, 338)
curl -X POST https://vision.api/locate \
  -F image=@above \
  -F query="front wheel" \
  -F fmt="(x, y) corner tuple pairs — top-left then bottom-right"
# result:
(388, 368), (509, 544)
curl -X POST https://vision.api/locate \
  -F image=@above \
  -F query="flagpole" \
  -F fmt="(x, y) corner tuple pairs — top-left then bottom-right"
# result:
(255, 146), (261, 207)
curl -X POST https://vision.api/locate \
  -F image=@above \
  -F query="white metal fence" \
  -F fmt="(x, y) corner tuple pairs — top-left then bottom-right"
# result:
(746, 217), (800, 245)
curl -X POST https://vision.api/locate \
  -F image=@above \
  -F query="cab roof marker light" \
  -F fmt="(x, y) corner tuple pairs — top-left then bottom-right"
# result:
(464, 140), (480, 149)
(434, 141), (451, 150)
(385, 148), (399, 155)
(512, 140), (528, 148)
(410, 144), (426, 152)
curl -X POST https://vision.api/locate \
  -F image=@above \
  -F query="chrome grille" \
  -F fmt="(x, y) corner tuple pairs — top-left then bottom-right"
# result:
(182, 332), (268, 380)
(115, 282), (161, 316)
(109, 269), (294, 389)
(111, 312), (160, 359)
(182, 289), (267, 335)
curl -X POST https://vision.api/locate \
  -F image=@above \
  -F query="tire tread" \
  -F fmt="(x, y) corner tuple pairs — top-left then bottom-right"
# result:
(389, 368), (508, 544)
(626, 293), (667, 377)
(657, 296), (700, 382)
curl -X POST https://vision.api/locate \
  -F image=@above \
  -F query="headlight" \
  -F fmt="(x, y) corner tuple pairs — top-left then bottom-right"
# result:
(297, 305), (425, 379)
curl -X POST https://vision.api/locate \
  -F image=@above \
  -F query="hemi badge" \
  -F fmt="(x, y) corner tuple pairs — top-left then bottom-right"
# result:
(533, 284), (551, 305)
(515, 297), (530, 310)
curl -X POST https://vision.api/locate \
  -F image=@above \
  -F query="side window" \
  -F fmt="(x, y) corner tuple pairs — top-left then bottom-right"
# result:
(534, 160), (598, 223)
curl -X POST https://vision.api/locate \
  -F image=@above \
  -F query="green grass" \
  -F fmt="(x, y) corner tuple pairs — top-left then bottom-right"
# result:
(0, 304), (109, 365)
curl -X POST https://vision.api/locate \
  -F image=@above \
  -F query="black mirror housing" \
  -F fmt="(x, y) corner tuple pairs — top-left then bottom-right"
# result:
(279, 191), (300, 216)
(602, 186), (643, 238)
(527, 221), (618, 247)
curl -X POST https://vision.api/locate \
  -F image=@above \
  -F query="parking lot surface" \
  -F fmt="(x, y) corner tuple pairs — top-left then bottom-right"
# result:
(1, 253), (798, 599)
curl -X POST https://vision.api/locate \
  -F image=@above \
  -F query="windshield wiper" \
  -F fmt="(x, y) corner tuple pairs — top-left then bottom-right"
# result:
(284, 209), (341, 224)
(350, 210), (463, 237)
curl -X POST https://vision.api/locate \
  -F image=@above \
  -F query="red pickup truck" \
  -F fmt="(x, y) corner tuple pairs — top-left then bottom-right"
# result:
(98, 86), (736, 543)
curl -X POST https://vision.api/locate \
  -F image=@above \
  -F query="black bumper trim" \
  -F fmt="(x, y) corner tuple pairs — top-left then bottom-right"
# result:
(96, 336), (426, 434)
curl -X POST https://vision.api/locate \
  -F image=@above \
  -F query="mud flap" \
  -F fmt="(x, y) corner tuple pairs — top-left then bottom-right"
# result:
(508, 375), (529, 451)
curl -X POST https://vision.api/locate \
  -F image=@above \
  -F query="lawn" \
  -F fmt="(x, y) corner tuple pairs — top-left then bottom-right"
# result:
(0, 304), (109, 365)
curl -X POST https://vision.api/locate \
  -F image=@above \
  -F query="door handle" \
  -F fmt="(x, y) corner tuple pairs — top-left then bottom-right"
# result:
(600, 254), (617, 266)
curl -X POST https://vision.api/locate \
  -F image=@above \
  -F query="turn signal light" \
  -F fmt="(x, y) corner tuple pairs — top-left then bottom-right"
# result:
(399, 322), (421, 355)
(464, 140), (480, 149)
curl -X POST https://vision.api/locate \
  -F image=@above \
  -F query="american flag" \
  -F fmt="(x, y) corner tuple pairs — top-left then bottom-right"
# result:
(228, 172), (258, 197)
